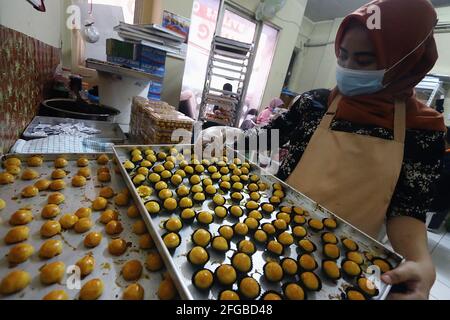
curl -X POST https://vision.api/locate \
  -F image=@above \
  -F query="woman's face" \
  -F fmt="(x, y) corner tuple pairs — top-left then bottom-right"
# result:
(338, 25), (378, 71)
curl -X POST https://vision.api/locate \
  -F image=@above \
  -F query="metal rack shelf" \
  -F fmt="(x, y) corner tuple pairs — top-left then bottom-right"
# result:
(198, 36), (254, 127)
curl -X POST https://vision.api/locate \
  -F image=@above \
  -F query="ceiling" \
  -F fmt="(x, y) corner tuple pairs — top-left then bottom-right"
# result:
(304, 0), (450, 22)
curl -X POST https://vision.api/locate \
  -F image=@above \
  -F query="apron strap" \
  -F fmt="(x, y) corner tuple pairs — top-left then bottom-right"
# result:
(394, 100), (406, 143)
(319, 95), (406, 144)
(319, 94), (342, 129)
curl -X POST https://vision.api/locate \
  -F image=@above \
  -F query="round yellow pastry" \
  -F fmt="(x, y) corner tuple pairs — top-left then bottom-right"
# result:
(127, 204), (140, 218)
(163, 232), (180, 250)
(84, 232), (102, 248)
(123, 283), (144, 300)
(74, 218), (93, 233)
(9, 210), (33, 226)
(28, 157), (43, 168)
(132, 220), (147, 235)
(92, 197), (108, 211)
(139, 234), (155, 250)
(21, 185), (39, 198)
(97, 172), (111, 183)
(77, 157), (89, 167)
(76, 255), (95, 277)
(40, 261), (65, 285)
(72, 175), (87, 187)
(43, 290), (69, 300)
(99, 209), (118, 224)
(49, 179), (66, 191)
(40, 220), (62, 238)
(136, 185), (153, 198)
(34, 179), (51, 191)
(4, 226), (29, 244)
(239, 277), (260, 299)
(145, 201), (161, 215)
(75, 207), (92, 219)
(39, 239), (63, 259)
(59, 214), (78, 229)
(5, 165), (21, 176)
(0, 270), (31, 295)
(145, 251), (163, 271)
(99, 187), (115, 199)
(7, 243), (34, 264)
(0, 199), (6, 211)
(108, 238), (127, 256)
(122, 260), (143, 281)
(21, 168), (39, 181)
(77, 167), (91, 178)
(0, 172), (15, 185)
(105, 220), (124, 235)
(4, 157), (21, 167)
(114, 193), (129, 206)
(97, 154), (110, 165)
(79, 279), (104, 300)
(51, 169), (66, 180)
(158, 278), (177, 300)
(48, 192), (65, 205)
(54, 157), (68, 168)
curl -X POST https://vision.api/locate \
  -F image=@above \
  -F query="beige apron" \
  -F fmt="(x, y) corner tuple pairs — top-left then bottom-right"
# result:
(286, 95), (406, 238)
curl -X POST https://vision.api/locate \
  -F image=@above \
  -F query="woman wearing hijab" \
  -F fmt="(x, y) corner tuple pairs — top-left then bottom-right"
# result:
(256, 98), (285, 125)
(211, 0), (445, 299)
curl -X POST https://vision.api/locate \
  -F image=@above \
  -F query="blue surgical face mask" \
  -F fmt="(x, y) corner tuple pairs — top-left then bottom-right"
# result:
(336, 65), (386, 97)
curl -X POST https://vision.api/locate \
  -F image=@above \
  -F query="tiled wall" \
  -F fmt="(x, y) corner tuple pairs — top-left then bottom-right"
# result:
(0, 25), (60, 154)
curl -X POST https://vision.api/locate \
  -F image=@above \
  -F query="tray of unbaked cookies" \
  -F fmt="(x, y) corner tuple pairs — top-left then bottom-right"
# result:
(0, 153), (172, 300)
(113, 144), (404, 301)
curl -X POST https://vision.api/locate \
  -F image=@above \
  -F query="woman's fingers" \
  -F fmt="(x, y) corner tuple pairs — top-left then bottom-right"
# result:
(381, 262), (421, 285)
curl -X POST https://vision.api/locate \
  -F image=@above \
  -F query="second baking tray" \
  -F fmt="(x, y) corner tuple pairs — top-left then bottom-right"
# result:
(0, 153), (165, 300)
(113, 145), (404, 300)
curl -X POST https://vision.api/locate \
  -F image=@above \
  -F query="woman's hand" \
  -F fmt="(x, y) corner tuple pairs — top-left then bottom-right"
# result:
(382, 260), (436, 300)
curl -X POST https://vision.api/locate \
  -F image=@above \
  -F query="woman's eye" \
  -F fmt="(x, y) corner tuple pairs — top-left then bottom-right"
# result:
(357, 60), (375, 67)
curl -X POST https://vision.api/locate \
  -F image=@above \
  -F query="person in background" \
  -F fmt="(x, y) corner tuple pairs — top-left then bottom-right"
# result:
(428, 127), (450, 231)
(214, 83), (234, 113)
(256, 98), (285, 126)
(240, 109), (258, 131)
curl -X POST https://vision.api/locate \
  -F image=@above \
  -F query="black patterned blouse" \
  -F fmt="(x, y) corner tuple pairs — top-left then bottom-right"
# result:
(245, 92), (446, 222)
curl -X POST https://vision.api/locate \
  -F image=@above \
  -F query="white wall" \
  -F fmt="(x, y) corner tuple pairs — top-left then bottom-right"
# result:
(0, 0), (62, 48)
(288, 17), (341, 94)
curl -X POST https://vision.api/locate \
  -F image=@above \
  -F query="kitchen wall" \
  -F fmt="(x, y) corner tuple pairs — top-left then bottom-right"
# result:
(0, 0), (62, 153)
(287, 17), (341, 94)
(0, 0), (63, 48)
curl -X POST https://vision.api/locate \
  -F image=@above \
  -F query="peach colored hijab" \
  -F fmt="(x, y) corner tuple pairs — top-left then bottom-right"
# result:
(331, 0), (446, 132)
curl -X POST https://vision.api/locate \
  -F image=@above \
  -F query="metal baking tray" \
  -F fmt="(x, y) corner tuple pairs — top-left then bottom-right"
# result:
(113, 145), (404, 300)
(0, 153), (164, 300)
(22, 116), (127, 143)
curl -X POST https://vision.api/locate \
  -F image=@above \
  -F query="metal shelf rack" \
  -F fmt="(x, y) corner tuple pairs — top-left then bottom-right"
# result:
(198, 36), (255, 127)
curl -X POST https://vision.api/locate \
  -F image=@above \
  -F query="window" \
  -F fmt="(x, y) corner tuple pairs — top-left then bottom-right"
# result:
(181, 0), (279, 124)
